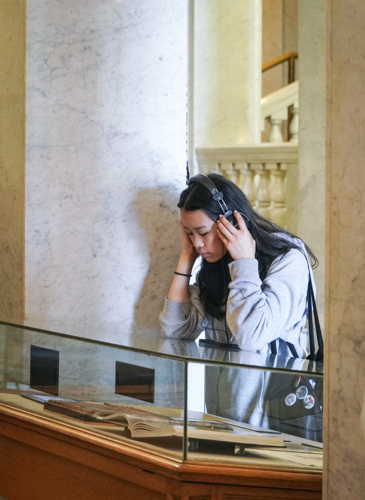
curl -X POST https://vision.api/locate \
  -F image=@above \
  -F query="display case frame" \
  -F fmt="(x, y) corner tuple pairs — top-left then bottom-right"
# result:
(0, 319), (323, 499)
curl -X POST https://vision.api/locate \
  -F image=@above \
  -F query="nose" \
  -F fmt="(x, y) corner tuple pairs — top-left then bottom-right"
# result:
(191, 234), (204, 250)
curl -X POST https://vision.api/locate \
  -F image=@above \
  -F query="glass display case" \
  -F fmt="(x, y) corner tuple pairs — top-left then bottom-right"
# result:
(0, 319), (323, 473)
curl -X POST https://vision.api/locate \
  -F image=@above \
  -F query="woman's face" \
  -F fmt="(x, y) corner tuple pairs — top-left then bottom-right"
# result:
(181, 209), (227, 262)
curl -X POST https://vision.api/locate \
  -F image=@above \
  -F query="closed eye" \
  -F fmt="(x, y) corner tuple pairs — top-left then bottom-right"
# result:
(185, 230), (209, 237)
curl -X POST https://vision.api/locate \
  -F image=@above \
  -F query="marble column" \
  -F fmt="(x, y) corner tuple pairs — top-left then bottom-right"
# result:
(324, 0), (365, 498)
(0, 0), (26, 318)
(193, 0), (262, 152)
(26, 0), (188, 335)
(297, 0), (326, 325)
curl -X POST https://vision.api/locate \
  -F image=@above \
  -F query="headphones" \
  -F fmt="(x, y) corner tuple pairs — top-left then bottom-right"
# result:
(188, 174), (250, 228)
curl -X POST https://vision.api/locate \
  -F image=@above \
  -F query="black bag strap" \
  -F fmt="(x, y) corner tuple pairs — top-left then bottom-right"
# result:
(270, 275), (324, 362)
(270, 340), (277, 355)
(270, 339), (299, 358)
(307, 276), (324, 361)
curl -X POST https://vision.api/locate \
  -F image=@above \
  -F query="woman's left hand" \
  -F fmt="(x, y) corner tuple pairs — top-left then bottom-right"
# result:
(217, 211), (256, 260)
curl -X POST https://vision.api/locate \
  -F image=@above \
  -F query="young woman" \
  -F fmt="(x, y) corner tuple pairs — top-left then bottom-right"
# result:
(160, 173), (317, 358)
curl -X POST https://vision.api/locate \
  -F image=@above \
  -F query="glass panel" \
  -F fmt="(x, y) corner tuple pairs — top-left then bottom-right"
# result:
(0, 318), (324, 375)
(0, 324), (186, 461)
(187, 360), (323, 470)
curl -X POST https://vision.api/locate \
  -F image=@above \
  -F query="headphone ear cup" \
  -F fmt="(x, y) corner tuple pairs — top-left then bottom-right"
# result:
(229, 211), (250, 229)
(223, 210), (234, 225)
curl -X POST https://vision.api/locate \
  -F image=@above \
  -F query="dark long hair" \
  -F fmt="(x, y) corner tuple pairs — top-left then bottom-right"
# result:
(178, 173), (318, 319)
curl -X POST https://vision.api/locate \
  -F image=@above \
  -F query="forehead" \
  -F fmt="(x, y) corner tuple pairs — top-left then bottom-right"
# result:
(180, 209), (215, 228)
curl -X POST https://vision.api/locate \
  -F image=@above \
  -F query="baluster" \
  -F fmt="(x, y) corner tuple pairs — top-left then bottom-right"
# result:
(237, 163), (256, 205)
(269, 163), (287, 227)
(214, 162), (222, 175)
(220, 162), (237, 184)
(256, 164), (271, 218)
(268, 117), (284, 143)
(289, 103), (299, 142)
(236, 165), (245, 190)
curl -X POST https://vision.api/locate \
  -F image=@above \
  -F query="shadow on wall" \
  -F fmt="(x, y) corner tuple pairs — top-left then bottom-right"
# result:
(131, 186), (182, 334)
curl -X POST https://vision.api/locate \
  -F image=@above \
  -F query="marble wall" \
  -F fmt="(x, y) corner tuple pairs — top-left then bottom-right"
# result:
(193, 0), (261, 153)
(325, 1), (365, 498)
(0, 0), (26, 318)
(298, 0), (326, 325)
(25, 0), (188, 335)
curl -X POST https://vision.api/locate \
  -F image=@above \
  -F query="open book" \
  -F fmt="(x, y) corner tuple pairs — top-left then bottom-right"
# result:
(42, 399), (285, 448)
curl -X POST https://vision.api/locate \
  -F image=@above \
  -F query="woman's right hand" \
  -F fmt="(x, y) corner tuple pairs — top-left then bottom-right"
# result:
(179, 218), (199, 261)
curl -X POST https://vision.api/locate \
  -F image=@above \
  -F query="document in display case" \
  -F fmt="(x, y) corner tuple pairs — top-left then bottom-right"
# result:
(21, 396), (286, 448)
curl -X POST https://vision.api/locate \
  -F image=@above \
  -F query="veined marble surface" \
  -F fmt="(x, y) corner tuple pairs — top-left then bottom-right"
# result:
(325, 0), (365, 498)
(298, 0), (326, 327)
(0, 0), (25, 318)
(26, 0), (188, 336)
(193, 0), (261, 149)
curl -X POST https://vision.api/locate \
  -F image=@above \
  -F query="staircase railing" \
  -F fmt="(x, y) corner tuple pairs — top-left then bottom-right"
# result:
(262, 51), (298, 85)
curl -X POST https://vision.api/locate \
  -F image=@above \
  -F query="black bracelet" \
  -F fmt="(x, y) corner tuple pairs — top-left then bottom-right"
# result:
(174, 271), (192, 277)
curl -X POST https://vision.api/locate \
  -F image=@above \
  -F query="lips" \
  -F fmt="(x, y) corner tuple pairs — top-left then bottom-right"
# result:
(199, 253), (209, 258)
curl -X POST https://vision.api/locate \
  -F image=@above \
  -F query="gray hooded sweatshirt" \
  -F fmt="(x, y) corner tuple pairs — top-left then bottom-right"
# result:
(160, 239), (314, 359)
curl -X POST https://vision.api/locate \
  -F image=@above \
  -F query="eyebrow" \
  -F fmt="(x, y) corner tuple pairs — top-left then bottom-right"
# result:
(183, 225), (208, 230)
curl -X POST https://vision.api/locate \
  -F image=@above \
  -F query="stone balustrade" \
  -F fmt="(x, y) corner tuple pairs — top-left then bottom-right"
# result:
(195, 143), (298, 231)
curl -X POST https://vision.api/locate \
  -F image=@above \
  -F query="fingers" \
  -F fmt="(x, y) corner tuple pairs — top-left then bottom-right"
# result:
(216, 216), (239, 250)
(217, 216), (234, 238)
(218, 212), (248, 234)
(216, 224), (229, 245)
(232, 211), (248, 231)
(217, 214), (256, 260)
(217, 212), (251, 246)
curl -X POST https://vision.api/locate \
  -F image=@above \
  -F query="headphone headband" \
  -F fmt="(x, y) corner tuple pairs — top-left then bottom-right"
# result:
(188, 174), (222, 200)
(187, 173), (250, 226)
(188, 174), (230, 216)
